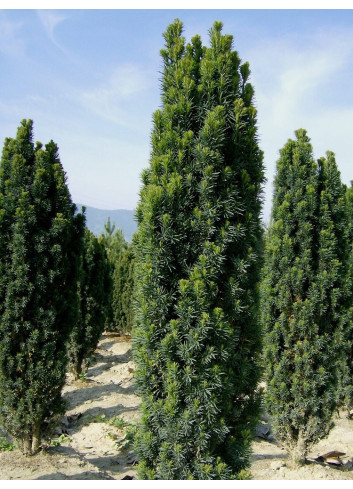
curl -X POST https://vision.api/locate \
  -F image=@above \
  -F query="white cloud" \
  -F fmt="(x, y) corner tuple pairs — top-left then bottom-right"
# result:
(36, 10), (67, 51)
(246, 27), (353, 220)
(79, 64), (154, 128)
(0, 15), (24, 57)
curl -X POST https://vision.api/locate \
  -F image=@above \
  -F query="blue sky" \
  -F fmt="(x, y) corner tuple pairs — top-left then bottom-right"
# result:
(1, 9), (353, 220)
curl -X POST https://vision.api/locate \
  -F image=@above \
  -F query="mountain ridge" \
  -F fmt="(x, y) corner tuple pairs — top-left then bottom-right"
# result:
(77, 204), (137, 242)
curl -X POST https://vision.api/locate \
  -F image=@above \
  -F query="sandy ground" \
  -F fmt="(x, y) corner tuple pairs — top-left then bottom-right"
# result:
(251, 415), (353, 480)
(0, 333), (352, 480)
(0, 333), (140, 480)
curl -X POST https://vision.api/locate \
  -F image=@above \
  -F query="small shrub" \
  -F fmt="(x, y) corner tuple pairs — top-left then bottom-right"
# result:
(51, 434), (72, 447)
(115, 423), (137, 451)
(84, 413), (107, 424)
(0, 436), (16, 451)
(78, 371), (88, 382)
(109, 416), (127, 429)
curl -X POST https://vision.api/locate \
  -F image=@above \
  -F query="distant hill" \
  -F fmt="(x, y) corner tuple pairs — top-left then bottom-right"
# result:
(77, 204), (137, 242)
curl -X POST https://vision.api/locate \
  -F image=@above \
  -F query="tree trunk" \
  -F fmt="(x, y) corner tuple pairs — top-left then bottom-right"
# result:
(22, 435), (32, 456)
(289, 434), (307, 467)
(74, 357), (83, 380)
(32, 422), (41, 454)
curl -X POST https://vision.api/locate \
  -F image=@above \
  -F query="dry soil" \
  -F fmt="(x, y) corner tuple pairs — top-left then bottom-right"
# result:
(0, 333), (352, 480)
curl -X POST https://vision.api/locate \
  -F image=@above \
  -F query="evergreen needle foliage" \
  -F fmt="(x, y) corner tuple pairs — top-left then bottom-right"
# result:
(0, 120), (84, 455)
(340, 183), (353, 413)
(112, 244), (135, 335)
(262, 130), (352, 465)
(101, 221), (134, 334)
(133, 19), (264, 480)
(68, 228), (111, 379)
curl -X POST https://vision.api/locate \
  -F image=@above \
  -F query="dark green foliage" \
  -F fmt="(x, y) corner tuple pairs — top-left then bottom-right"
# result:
(262, 130), (352, 465)
(101, 222), (134, 334)
(100, 224), (126, 331)
(102, 221), (127, 263)
(0, 120), (84, 455)
(340, 183), (353, 413)
(133, 19), (264, 480)
(103, 216), (116, 237)
(68, 228), (111, 379)
(0, 435), (16, 451)
(112, 244), (135, 335)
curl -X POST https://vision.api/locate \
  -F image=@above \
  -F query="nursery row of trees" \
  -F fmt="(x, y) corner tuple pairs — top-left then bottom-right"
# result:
(0, 17), (352, 480)
(0, 120), (134, 454)
(68, 216), (135, 379)
(100, 217), (135, 336)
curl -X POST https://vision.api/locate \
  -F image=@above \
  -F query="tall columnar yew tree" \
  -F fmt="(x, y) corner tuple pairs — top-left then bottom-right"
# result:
(133, 19), (264, 480)
(0, 120), (84, 454)
(341, 182), (353, 412)
(112, 243), (135, 335)
(262, 130), (351, 465)
(68, 228), (111, 379)
(100, 223), (128, 331)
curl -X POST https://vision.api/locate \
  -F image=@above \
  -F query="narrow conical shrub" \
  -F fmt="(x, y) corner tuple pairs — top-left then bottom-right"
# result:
(100, 224), (127, 331)
(133, 19), (264, 480)
(0, 120), (84, 454)
(112, 244), (135, 335)
(339, 182), (353, 413)
(262, 130), (351, 465)
(68, 228), (111, 379)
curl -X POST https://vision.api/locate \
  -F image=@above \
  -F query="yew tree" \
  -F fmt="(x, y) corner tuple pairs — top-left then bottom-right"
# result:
(0, 120), (84, 454)
(68, 228), (111, 379)
(262, 130), (352, 465)
(112, 243), (135, 335)
(100, 223), (127, 331)
(133, 20), (264, 479)
(340, 182), (353, 413)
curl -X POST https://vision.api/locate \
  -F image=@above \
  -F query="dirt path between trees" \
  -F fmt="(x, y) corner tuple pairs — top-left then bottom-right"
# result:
(0, 333), (352, 480)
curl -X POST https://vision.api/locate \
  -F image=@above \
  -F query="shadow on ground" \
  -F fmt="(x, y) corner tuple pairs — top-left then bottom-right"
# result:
(86, 351), (132, 378)
(36, 471), (114, 480)
(63, 380), (137, 412)
(252, 452), (287, 462)
(45, 437), (137, 479)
